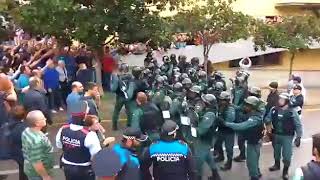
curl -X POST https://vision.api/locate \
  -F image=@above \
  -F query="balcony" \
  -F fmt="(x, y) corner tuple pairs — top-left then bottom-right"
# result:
(276, 0), (320, 8)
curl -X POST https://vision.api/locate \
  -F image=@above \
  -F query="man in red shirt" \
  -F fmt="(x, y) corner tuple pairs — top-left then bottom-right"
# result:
(102, 46), (116, 91)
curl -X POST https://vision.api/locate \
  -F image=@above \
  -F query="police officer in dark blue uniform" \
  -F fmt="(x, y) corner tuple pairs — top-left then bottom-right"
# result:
(56, 100), (102, 180)
(141, 120), (196, 180)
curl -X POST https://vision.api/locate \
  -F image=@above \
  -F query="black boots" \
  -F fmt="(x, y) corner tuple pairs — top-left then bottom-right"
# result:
(233, 154), (246, 162)
(269, 160), (281, 171)
(282, 166), (289, 180)
(214, 155), (225, 162)
(220, 159), (232, 171)
(209, 169), (221, 180)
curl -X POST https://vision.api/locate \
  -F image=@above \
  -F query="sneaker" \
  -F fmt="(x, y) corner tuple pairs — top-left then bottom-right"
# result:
(59, 107), (64, 111)
(51, 110), (57, 113)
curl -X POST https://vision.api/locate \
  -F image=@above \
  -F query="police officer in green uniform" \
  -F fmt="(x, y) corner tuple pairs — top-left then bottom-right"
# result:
(180, 85), (203, 145)
(149, 76), (166, 108)
(197, 70), (208, 93)
(193, 94), (221, 180)
(222, 96), (264, 180)
(127, 66), (148, 127)
(111, 63), (133, 130)
(234, 86), (266, 162)
(160, 56), (174, 79)
(215, 91), (236, 171)
(232, 75), (248, 107)
(169, 82), (185, 123)
(265, 93), (303, 180)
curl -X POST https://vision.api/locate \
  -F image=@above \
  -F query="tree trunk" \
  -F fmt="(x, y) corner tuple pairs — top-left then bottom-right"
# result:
(289, 52), (295, 79)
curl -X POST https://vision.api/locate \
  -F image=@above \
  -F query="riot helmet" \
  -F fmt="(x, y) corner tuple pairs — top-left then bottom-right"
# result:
(162, 55), (170, 63)
(119, 63), (129, 74)
(182, 78), (192, 89)
(278, 92), (290, 107)
(132, 66), (143, 79)
(249, 86), (262, 98)
(243, 96), (260, 112)
(191, 57), (200, 66)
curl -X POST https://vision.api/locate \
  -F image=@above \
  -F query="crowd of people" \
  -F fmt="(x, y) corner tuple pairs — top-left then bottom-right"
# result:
(0, 34), (319, 180)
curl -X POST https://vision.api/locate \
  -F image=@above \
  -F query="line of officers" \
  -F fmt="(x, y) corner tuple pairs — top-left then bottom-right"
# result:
(110, 54), (303, 180)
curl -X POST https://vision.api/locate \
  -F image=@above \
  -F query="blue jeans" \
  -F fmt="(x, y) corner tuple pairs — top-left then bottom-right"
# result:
(103, 72), (111, 91)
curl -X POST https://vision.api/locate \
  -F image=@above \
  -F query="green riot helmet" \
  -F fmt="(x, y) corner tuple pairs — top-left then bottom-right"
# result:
(173, 67), (180, 74)
(154, 68), (161, 75)
(215, 81), (225, 91)
(173, 82), (183, 94)
(214, 71), (224, 80)
(178, 55), (187, 63)
(201, 94), (217, 106)
(163, 55), (170, 63)
(182, 78), (192, 89)
(191, 57), (200, 66)
(187, 68), (196, 76)
(119, 63), (129, 73)
(143, 68), (152, 78)
(162, 75), (168, 84)
(198, 70), (207, 79)
(279, 92), (290, 107)
(170, 54), (176, 61)
(218, 91), (231, 100)
(156, 76), (165, 85)
(190, 85), (201, 94)
(244, 96), (260, 109)
(132, 66), (143, 79)
(181, 73), (189, 80)
(173, 74), (181, 83)
(249, 86), (262, 98)
(160, 96), (172, 111)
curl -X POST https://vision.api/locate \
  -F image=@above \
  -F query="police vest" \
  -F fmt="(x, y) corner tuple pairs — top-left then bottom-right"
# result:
(113, 144), (141, 180)
(149, 140), (190, 180)
(271, 107), (295, 136)
(301, 161), (320, 180)
(243, 121), (264, 145)
(61, 125), (91, 164)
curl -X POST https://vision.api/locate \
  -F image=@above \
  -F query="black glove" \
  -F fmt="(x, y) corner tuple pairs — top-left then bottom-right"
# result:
(294, 137), (301, 147)
(216, 117), (225, 127)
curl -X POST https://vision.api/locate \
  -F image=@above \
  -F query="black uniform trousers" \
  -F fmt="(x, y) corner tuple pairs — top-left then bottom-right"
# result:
(63, 164), (95, 180)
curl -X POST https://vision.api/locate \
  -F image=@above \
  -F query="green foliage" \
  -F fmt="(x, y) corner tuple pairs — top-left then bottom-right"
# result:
(9, 0), (182, 50)
(170, 0), (251, 58)
(253, 15), (320, 52)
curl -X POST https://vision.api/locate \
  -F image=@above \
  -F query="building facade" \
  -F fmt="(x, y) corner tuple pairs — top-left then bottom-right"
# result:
(213, 0), (320, 88)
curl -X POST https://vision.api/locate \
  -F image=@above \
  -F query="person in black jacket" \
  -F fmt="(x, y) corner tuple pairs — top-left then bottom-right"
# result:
(8, 105), (28, 180)
(289, 85), (304, 117)
(293, 133), (320, 180)
(23, 76), (52, 125)
(266, 81), (280, 116)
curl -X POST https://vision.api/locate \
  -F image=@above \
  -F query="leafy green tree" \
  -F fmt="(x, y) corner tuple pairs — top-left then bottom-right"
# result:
(171, 0), (251, 72)
(6, 0), (183, 86)
(253, 15), (320, 77)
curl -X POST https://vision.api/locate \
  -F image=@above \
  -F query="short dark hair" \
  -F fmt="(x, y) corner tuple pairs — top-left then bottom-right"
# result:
(313, 133), (320, 154)
(20, 65), (27, 73)
(85, 82), (97, 91)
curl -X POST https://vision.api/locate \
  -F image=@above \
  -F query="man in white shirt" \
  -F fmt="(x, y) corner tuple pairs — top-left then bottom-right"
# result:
(56, 100), (101, 180)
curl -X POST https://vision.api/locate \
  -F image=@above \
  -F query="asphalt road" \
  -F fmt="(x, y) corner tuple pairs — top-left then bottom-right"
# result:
(1, 108), (320, 180)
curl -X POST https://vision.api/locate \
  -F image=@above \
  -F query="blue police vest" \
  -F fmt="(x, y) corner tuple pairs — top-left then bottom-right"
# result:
(112, 144), (140, 180)
(149, 140), (189, 180)
(61, 125), (91, 164)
